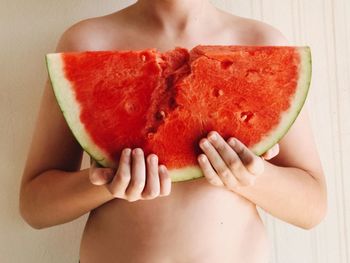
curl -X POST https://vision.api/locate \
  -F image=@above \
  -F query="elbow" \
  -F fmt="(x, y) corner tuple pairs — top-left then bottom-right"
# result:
(298, 172), (328, 230)
(19, 184), (48, 230)
(20, 214), (46, 230)
(19, 203), (46, 230)
(300, 192), (328, 230)
(299, 206), (327, 230)
(20, 208), (58, 230)
(19, 197), (47, 230)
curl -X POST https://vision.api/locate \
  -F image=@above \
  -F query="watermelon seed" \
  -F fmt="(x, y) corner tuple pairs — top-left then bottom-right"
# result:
(169, 97), (178, 109)
(155, 110), (166, 120)
(213, 88), (224, 97)
(166, 75), (175, 90)
(221, 60), (233, 69)
(140, 52), (150, 62)
(240, 111), (254, 123)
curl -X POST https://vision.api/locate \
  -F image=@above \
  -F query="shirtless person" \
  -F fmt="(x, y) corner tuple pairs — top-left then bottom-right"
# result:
(19, 1), (327, 262)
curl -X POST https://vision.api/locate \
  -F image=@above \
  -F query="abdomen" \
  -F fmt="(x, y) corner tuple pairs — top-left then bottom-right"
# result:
(80, 178), (269, 263)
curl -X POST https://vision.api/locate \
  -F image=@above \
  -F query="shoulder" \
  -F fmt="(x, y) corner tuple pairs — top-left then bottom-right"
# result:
(55, 15), (116, 52)
(250, 19), (290, 45)
(227, 15), (290, 46)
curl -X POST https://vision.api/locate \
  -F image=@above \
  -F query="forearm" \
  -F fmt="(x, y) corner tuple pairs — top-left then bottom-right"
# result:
(19, 168), (114, 229)
(235, 160), (327, 229)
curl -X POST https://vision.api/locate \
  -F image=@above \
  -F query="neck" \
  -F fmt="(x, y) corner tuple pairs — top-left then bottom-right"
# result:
(133, 0), (217, 35)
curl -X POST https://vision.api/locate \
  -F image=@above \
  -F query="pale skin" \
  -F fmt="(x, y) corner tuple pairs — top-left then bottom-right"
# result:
(19, 0), (327, 262)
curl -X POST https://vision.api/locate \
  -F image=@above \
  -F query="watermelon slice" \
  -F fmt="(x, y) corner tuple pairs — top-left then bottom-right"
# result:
(46, 45), (311, 182)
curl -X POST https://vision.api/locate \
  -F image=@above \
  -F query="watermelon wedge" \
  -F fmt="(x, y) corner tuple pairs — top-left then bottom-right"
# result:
(46, 45), (311, 182)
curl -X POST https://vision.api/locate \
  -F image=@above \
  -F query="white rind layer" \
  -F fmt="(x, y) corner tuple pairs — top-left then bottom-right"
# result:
(169, 47), (312, 182)
(250, 47), (312, 155)
(46, 53), (115, 168)
(46, 53), (202, 182)
(46, 47), (311, 182)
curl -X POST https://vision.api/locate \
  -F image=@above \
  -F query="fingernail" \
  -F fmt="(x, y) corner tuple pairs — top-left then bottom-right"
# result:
(201, 140), (209, 148)
(133, 148), (142, 155)
(208, 132), (217, 141)
(159, 165), (167, 173)
(228, 138), (235, 146)
(198, 155), (206, 163)
(124, 148), (131, 156)
(151, 155), (157, 164)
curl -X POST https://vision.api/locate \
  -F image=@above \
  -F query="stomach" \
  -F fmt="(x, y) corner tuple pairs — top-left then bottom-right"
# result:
(79, 177), (269, 263)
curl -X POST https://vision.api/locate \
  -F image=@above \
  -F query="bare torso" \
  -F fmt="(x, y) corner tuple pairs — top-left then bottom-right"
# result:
(78, 5), (273, 263)
(81, 179), (268, 263)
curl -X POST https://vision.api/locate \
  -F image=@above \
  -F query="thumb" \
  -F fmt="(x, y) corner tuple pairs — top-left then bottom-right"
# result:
(89, 168), (115, 185)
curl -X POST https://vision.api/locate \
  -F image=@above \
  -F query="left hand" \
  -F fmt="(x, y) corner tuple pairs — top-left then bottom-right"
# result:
(197, 131), (279, 190)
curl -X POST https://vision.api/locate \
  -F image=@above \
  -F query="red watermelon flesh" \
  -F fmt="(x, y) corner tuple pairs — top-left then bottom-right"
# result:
(46, 45), (311, 182)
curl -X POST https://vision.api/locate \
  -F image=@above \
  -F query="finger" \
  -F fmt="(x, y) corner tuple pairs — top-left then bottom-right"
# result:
(199, 137), (238, 189)
(197, 154), (224, 187)
(125, 148), (146, 201)
(89, 159), (115, 185)
(90, 169), (114, 185)
(207, 132), (255, 186)
(273, 143), (280, 157)
(261, 148), (272, 159)
(108, 148), (132, 197)
(262, 144), (280, 160)
(227, 138), (264, 177)
(142, 154), (160, 200)
(207, 131), (249, 176)
(261, 152), (271, 160)
(159, 165), (171, 196)
(224, 136), (255, 166)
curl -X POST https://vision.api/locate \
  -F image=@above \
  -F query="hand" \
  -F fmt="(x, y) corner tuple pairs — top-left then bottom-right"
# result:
(89, 148), (171, 202)
(197, 131), (279, 190)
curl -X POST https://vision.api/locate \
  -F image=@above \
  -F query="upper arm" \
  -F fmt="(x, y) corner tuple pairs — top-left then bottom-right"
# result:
(268, 104), (325, 184)
(253, 22), (326, 183)
(21, 20), (97, 186)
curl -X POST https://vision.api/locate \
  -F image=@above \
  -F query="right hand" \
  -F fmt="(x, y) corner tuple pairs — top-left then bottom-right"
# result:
(89, 148), (171, 202)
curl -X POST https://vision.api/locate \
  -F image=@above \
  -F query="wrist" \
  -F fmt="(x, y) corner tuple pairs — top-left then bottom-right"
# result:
(100, 184), (116, 201)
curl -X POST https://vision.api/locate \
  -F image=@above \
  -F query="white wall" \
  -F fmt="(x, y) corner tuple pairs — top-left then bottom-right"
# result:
(1, 0), (349, 262)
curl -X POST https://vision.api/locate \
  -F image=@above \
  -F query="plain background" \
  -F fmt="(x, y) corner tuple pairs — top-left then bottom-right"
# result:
(1, 0), (349, 262)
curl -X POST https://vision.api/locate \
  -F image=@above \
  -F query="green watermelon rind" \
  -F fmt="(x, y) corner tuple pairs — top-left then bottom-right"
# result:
(46, 46), (311, 183)
(46, 53), (206, 182)
(250, 46), (312, 156)
(46, 54), (116, 168)
(169, 47), (312, 182)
